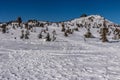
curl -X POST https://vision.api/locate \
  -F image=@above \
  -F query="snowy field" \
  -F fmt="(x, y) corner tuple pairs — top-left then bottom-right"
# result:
(0, 15), (120, 80)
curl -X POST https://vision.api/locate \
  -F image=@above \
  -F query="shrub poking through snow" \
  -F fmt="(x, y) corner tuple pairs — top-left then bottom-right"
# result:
(74, 27), (79, 31)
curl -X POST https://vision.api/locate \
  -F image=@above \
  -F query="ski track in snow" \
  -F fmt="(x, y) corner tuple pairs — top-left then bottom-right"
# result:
(0, 38), (120, 80)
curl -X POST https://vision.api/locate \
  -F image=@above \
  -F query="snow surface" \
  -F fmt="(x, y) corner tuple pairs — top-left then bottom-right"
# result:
(0, 15), (120, 80)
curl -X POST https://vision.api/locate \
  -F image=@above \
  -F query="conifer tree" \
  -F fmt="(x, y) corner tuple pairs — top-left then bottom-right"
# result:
(17, 17), (22, 26)
(52, 30), (56, 41)
(61, 23), (66, 32)
(46, 33), (51, 41)
(25, 30), (29, 39)
(100, 20), (109, 42)
(2, 25), (6, 33)
(20, 30), (24, 39)
(38, 32), (42, 39)
(84, 28), (94, 38)
(64, 31), (68, 37)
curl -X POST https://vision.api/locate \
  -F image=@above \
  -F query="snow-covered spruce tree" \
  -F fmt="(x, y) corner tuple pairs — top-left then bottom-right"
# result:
(76, 24), (81, 28)
(64, 31), (68, 37)
(38, 32), (42, 39)
(61, 23), (66, 32)
(52, 30), (56, 41)
(113, 28), (120, 40)
(20, 30), (24, 39)
(46, 26), (48, 31)
(29, 25), (33, 32)
(78, 24), (83, 28)
(25, 23), (28, 29)
(56, 23), (59, 27)
(6, 28), (9, 33)
(26, 30), (30, 35)
(40, 23), (44, 27)
(43, 30), (46, 33)
(12, 25), (16, 29)
(52, 29), (56, 35)
(69, 29), (73, 34)
(71, 29), (74, 34)
(52, 34), (56, 41)
(25, 30), (29, 39)
(84, 28), (94, 38)
(32, 26), (36, 32)
(100, 20), (109, 42)
(88, 16), (94, 22)
(2, 25), (6, 33)
(117, 31), (120, 39)
(46, 33), (51, 41)
(84, 23), (94, 38)
(66, 27), (71, 34)
(80, 13), (87, 17)
(74, 27), (79, 31)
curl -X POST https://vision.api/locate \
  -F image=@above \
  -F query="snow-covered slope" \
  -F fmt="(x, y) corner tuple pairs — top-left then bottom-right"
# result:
(0, 15), (120, 80)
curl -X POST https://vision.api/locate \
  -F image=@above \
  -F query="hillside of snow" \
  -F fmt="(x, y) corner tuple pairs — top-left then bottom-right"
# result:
(0, 15), (120, 80)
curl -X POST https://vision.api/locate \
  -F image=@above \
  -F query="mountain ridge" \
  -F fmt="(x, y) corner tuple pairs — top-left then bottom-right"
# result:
(0, 14), (119, 26)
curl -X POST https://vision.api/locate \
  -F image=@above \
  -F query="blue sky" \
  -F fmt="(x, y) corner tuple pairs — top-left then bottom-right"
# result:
(0, 0), (120, 23)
